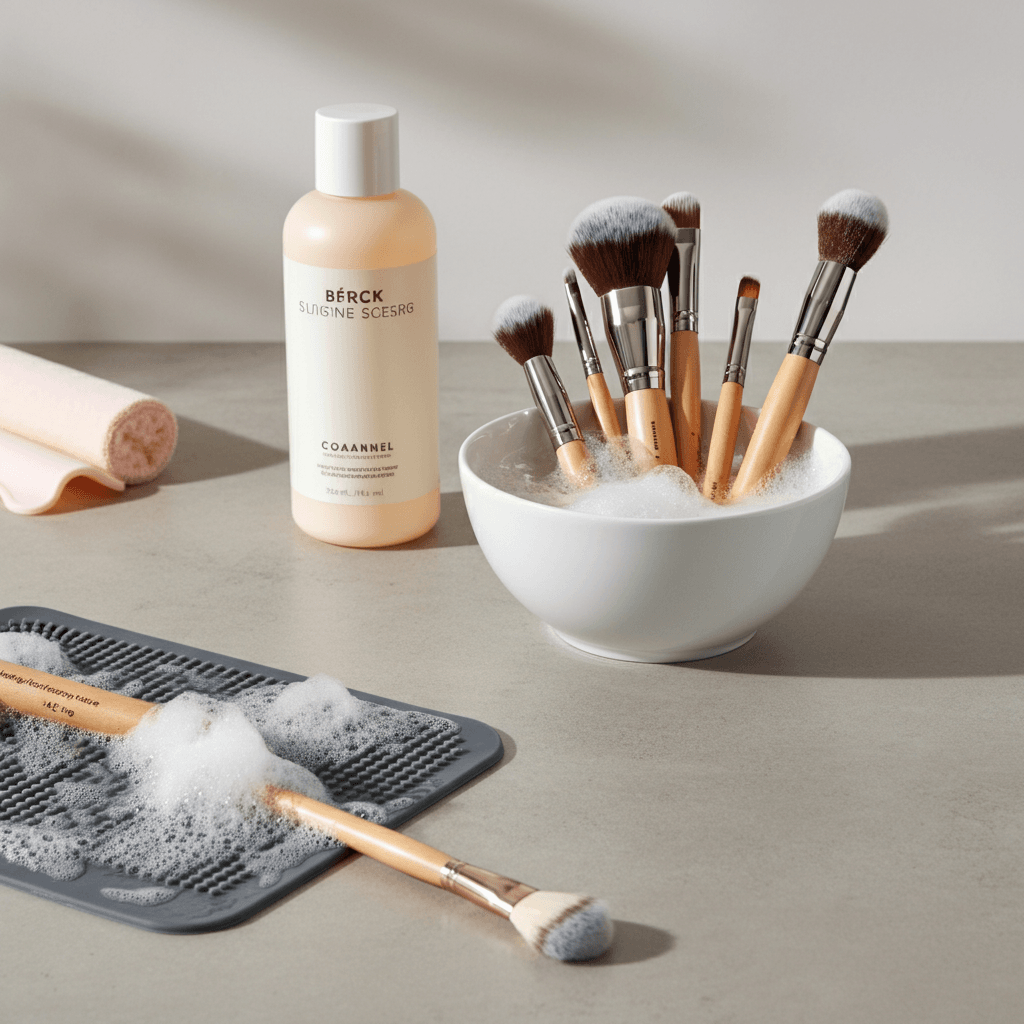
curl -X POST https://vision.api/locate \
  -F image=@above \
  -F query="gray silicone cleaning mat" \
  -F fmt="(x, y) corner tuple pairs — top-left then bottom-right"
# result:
(0, 607), (503, 934)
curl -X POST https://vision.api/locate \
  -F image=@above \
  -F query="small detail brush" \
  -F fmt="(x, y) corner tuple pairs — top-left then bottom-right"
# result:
(567, 197), (679, 468)
(731, 190), (888, 498)
(563, 267), (624, 444)
(0, 659), (615, 962)
(703, 277), (759, 501)
(492, 296), (594, 488)
(662, 192), (702, 480)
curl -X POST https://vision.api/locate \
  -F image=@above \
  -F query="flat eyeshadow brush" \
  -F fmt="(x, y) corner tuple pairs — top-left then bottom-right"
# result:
(731, 190), (888, 498)
(563, 267), (624, 444)
(661, 192), (702, 481)
(702, 277), (759, 501)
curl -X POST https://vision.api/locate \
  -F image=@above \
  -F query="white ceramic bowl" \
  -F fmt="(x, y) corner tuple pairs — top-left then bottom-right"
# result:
(458, 401), (851, 663)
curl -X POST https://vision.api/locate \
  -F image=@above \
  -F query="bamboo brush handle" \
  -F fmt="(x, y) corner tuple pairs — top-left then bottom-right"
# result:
(266, 786), (451, 886)
(0, 659), (152, 732)
(0, 659), (456, 890)
(624, 388), (678, 467)
(586, 373), (623, 440)
(555, 438), (595, 487)
(669, 329), (701, 480)
(702, 381), (744, 502)
(731, 354), (819, 498)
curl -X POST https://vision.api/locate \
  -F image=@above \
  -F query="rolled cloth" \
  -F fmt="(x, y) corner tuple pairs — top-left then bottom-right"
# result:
(0, 345), (177, 511)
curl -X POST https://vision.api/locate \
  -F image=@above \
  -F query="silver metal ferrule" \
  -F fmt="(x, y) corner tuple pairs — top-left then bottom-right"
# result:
(524, 355), (584, 449)
(563, 269), (602, 377)
(723, 296), (758, 385)
(440, 860), (538, 919)
(666, 227), (700, 332)
(788, 260), (857, 365)
(600, 285), (666, 393)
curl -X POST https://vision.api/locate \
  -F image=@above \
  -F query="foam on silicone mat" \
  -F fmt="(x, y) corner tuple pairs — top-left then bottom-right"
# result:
(0, 633), (442, 893)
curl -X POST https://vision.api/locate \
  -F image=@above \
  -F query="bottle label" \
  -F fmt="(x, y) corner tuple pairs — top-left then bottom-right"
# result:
(284, 255), (438, 505)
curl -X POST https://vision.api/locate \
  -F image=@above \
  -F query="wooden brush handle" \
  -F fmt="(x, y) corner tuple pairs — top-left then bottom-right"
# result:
(265, 786), (451, 886)
(0, 659), (152, 733)
(624, 388), (678, 468)
(669, 329), (701, 480)
(0, 658), (456, 889)
(555, 438), (595, 487)
(702, 381), (744, 502)
(731, 354), (819, 498)
(586, 373), (623, 440)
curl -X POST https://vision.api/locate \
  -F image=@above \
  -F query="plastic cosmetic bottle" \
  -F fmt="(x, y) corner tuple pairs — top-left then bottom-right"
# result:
(283, 104), (439, 547)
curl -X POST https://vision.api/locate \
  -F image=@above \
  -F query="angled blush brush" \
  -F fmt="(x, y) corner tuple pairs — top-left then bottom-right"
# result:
(0, 658), (614, 962)
(563, 267), (624, 445)
(661, 192), (702, 481)
(703, 276), (759, 501)
(731, 190), (888, 498)
(492, 295), (594, 488)
(567, 197), (679, 469)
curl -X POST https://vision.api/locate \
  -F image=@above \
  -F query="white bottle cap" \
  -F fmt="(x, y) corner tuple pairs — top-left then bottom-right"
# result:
(315, 103), (400, 198)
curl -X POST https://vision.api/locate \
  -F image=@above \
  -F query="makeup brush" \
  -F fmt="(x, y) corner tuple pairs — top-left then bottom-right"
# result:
(661, 192), (702, 481)
(563, 267), (624, 444)
(567, 197), (679, 468)
(492, 296), (594, 488)
(731, 190), (888, 498)
(0, 658), (614, 962)
(703, 277), (759, 501)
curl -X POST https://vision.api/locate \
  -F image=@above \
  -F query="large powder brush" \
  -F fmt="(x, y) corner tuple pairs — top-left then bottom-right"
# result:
(731, 190), (888, 498)
(567, 197), (679, 468)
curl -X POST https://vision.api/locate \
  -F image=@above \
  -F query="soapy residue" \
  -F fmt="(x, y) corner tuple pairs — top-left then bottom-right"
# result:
(0, 632), (450, 893)
(500, 427), (832, 519)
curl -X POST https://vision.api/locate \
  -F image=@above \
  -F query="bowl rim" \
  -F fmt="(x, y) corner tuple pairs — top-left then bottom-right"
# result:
(458, 405), (852, 527)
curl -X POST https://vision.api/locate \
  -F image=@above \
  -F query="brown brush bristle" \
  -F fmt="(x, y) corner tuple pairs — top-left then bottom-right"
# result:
(816, 190), (889, 271)
(661, 192), (701, 230)
(567, 197), (677, 296)
(738, 276), (760, 299)
(492, 296), (554, 366)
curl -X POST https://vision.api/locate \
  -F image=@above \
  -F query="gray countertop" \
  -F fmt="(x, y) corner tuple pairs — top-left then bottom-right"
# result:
(1, 341), (1022, 1023)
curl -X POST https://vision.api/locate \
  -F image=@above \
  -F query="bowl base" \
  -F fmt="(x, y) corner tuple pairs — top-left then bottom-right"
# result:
(551, 629), (757, 664)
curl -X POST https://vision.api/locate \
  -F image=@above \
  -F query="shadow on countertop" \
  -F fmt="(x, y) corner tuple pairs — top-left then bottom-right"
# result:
(37, 416), (287, 514)
(699, 424), (1024, 680)
(160, 416), (287, 484)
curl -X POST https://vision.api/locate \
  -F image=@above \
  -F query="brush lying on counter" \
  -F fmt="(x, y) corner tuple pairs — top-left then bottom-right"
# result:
(563, 268), (624, 446)
(731, 189), (888, 498)
(567, 197), (679, 469)
(0, 658), (613, 962)
(493, 295), (595, 488)
(703, 277), (759, 501)
(662, 192), (702, 481)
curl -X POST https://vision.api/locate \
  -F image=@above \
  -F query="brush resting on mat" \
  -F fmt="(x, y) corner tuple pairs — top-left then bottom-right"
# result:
(0, 657), (613, 961)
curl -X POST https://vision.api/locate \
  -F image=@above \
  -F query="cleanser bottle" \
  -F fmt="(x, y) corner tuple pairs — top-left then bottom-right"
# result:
(283, 104), (439, 547)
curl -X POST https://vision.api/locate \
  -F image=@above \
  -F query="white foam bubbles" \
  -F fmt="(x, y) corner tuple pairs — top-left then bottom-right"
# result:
(115, 692), (329, 815)
(501, 426), (828, 521)
(0, 638), (449, 892)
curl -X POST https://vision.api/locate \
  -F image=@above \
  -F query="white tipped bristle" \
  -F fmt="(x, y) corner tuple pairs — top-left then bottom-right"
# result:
(819, 189), (889, 232)
(492, 294), (547, 335)
(567, 196), (676, 248)
(508, 890), (614, 962)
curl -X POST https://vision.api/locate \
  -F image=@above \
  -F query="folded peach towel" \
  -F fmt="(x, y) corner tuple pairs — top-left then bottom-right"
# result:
(0, 345), (177, 514)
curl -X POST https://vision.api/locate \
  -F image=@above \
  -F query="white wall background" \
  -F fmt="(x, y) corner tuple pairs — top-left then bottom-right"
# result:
(1, 0), (1020, 343)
